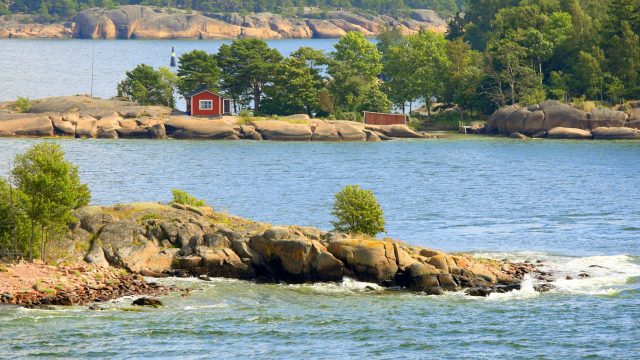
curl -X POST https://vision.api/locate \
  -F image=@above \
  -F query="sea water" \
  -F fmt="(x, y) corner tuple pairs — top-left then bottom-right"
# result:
(0, 137), (638, 358)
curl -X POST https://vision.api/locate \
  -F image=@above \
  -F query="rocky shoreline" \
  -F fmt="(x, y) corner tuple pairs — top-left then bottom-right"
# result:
(485, 100), (640, 140)
(0, 5), (446, 40)
(74, 202), (550, 297)
(0, 96), (436, 141)
(0, 200), (561, 308)
(0, 262), (173, 308)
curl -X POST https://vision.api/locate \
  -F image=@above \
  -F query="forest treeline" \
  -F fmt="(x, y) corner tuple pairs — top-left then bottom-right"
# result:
(0, 0), (460, 19)
(116, 0), (640, 121)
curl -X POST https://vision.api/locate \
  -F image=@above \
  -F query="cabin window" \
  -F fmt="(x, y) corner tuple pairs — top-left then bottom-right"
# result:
(199, 100), (213, 110)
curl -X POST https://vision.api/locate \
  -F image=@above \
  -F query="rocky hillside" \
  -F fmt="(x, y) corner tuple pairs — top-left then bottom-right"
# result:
(0, 5), (446, 39)
(486, 100), (640, 140)
(70, 202), (541, 296)
(0, 95), (433, 141)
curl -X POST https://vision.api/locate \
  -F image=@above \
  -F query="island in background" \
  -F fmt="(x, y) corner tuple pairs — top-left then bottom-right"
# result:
(0, 5), (446, 39)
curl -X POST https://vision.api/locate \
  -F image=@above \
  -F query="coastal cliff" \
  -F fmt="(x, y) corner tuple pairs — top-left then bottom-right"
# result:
(0, 5), (446, 39)
(0, 95), (433, 141)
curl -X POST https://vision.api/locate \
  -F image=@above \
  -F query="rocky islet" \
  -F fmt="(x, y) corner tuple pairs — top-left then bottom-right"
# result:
(0, 96), (434, 141)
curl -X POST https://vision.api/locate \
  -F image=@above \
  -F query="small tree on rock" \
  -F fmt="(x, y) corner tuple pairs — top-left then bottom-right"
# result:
(331, 185), (385, 237)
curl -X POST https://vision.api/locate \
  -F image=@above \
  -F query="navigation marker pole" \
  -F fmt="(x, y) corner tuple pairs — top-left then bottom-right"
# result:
(90, 44), (95, 99)
(170, 46), (177, 67)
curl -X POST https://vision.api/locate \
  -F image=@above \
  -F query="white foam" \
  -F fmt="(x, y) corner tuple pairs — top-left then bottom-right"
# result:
(474, 252), (640, 296)
(183, 303), (228, 311)
(486, 273), (539, 300)
(288, 277), (382, 294)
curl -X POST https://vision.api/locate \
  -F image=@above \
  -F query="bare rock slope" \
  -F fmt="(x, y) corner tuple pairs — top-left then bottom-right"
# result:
(0, 5), (446, 39)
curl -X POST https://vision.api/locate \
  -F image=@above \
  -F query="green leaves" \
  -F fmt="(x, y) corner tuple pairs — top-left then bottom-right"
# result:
(331, 185), (385, 237)
(177, 50), (221, 97)
(4, 143), (91, 260)
(217, 38), (283, 113)
(117, 64), (177, 107)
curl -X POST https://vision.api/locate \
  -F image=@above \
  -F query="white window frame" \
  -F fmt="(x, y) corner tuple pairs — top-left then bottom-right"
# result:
(199, 99), (213, 110)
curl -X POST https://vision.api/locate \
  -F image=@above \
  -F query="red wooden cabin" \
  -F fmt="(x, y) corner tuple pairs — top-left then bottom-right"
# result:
(185, 86), (233, 117)
(363, 111), (408, 126)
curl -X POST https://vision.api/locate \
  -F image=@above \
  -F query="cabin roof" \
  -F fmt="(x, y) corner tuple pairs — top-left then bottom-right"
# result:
(185, 85), (218, 98)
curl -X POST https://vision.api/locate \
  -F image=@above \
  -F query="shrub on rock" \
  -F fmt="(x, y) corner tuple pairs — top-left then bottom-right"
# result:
(170, 189), (206, 207)
(331, 185), (385, 236)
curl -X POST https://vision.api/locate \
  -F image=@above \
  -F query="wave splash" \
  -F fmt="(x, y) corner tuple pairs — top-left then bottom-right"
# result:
(475, 252), (640, 297)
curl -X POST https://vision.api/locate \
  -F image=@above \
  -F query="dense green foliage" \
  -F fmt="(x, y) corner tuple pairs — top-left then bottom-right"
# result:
(117, 64), (177, 107)
(331, 185), (385, 236)
(217, 38), (283, 113)
(170, 189), (206, 207)
(117, 0), (640, 118)
(0, 143), (91, 261)
(455, 0), (640, 105)
(1, 0), (460, 19)
(176, 50), (220, 97)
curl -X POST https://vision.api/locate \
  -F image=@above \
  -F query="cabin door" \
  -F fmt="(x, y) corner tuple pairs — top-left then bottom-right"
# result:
(223, 99), (231, 115)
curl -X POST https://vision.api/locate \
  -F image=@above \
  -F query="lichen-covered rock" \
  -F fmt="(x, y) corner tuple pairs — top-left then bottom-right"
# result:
(165, 117), (238, 139)
(310, 120), (341, 141)
(588, 109), (627, 129)
(547, 127), (592, 139)
(592, 127), (640, 140)
(0, 113), (54, 137)
(251, 120), (313, 141)
(327, 239), (398, 283)
(540, 101), (589, 130)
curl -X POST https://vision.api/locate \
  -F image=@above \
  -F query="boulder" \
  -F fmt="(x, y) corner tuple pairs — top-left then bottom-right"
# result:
(327, 239), (398, 283)
(486, 105), (518, 134)
(0, 114), (54, 137)
(249, 231), (343, 282)
(374, 124), (423, 138)
(146, 123), (166, 139)
(310, 121), (341, 141)
(132, 297), (163, 307)
(502, 108), (528, 134)
(74, 116), (97, 138)
(540, 101), (589, 130)
(405, 262), (442, 294)
(116, 127), (150, 138)
(627, 120), (640, 130)
(547, 127), (592, 139)
(93, 220), (175, 273)
(239, 125), (256, 138)
(199, 247), (253, 279)
(95, 116), (120, 133)
(333, 122), (367, 141)
(52, 119), (76, 136)
(592, 127), (640, 140)
(522, 110), (545, 134)
(509, 132), (529, 140)
(250, 120), (312, 141)
(97, 129), (118, 139)
(118, 118), (138, 129)
(165, 117), (238, 139)
(364, 130), (381, 142)
(588, 109), (627, 129)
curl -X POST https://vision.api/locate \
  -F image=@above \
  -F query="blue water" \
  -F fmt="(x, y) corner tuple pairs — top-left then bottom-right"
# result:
(0, 38), (340, 105)
(0, 135), (639, 358)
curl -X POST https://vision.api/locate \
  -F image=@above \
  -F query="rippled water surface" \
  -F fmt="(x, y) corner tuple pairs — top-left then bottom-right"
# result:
(0, 137), (639, 359)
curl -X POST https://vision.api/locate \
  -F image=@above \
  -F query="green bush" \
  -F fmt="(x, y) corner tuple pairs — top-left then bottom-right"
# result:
(331, 185), (385, 236)
(15, 97), (31, 113)
(170, 189), (206, 207)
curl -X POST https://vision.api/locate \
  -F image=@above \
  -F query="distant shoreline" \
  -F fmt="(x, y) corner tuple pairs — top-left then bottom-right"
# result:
(0, 5), (446, 40)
